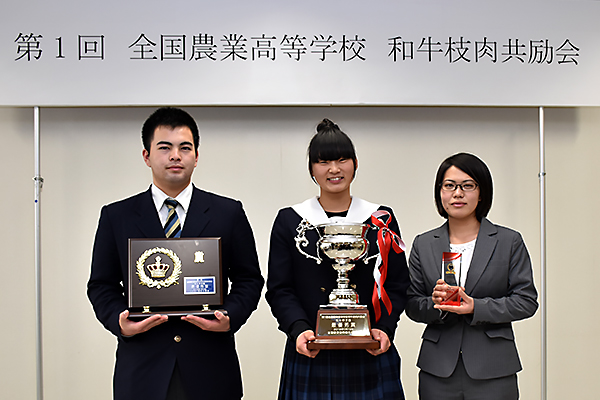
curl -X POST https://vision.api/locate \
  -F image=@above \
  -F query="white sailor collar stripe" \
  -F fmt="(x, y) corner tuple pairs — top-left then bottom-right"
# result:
(291, 196), (380, 226)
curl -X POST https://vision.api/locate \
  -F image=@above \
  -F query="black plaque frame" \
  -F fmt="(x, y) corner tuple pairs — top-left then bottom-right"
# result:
(128, 237), (225, 319)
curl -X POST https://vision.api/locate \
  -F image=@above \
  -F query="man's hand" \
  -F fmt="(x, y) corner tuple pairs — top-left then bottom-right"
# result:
(296, 330), (320, 358)
(181, 311), (231, 332)
(119, 310), (168, 337)
(367, 328), (391, 356)
(434, 287), (474, 314)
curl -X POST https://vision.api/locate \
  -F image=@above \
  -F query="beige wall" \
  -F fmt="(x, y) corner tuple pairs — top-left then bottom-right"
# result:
(0, 106), (596, 399)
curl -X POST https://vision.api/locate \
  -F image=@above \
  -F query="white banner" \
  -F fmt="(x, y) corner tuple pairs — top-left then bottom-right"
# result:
(1, 0), (598, 106)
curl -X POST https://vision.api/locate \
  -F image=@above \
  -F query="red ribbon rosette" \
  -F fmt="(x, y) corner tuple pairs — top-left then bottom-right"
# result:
(370, 210), (406, 322)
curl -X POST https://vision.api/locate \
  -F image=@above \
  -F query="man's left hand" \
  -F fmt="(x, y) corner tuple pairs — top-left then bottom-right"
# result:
(181, 310), (230, 332)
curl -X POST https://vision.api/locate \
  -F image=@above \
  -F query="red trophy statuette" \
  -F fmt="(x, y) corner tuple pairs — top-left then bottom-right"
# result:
(441, 252), (461, 306)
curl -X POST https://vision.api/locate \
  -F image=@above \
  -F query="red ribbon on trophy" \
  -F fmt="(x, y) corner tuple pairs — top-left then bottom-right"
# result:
(370, 210), (406, 322)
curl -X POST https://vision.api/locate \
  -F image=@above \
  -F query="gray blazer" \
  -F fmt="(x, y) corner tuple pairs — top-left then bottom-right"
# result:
(406, 218), (538, 379)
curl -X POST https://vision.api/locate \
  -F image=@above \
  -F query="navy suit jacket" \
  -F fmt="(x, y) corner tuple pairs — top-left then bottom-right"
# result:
(87, 186), (264, 400)
(405, 218), (538, 379)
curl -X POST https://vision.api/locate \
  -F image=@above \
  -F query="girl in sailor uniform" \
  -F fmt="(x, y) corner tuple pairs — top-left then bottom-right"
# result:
(266, 119), (410, 400)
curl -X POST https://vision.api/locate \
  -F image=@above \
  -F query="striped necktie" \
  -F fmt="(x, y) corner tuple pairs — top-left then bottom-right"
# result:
(164, 199), (181, 238)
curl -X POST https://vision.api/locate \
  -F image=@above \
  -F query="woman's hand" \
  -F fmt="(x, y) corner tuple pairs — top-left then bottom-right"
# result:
(432, 279), (451, 305)
(434, 287), (475, 314)
(296, 330), (320, 358)
(366, 329), (391, 356)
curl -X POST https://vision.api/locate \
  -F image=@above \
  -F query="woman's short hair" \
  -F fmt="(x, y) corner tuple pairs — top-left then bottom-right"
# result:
(434, 152), (493, 221)
(307, 118), (357, 178)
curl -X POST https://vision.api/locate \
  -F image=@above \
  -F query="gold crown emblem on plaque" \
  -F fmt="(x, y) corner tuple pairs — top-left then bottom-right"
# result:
(136, 247), (182, 289)
(146, 255), (170, 278)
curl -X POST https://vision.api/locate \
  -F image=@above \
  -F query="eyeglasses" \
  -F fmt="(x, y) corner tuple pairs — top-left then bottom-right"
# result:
(440, 180), (478, 192)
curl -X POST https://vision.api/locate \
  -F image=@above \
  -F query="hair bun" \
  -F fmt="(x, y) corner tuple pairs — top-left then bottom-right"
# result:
(317, 118), (338, 133)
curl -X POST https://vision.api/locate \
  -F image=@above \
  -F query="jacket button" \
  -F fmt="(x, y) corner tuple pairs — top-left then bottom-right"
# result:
(174, 335), (182, 342)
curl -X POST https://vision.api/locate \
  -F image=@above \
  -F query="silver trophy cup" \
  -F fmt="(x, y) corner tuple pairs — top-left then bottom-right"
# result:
(316, 223), (370, 307)
(295, 220), (379, 349)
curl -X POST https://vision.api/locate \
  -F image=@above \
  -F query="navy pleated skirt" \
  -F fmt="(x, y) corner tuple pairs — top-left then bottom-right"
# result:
(277, 339), (405, 400)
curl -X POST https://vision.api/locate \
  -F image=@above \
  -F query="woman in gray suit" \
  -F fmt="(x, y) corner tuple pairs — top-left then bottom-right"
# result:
(406, 153), (538, 400)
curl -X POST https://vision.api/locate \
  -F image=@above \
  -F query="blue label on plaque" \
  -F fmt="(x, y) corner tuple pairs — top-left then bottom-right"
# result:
(184, 277), (216, 295)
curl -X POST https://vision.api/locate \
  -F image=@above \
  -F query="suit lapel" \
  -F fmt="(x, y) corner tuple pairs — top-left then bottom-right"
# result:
(464, 218), (498, 292)
(181, 187), (211, 237)
(428, 222), (450, 285)
(132, 188), (165, 238)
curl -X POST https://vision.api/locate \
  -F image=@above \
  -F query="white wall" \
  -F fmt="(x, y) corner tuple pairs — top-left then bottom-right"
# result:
(0, 106), (597, 399)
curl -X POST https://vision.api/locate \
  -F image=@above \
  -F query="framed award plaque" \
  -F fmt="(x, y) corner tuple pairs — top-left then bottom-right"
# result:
(127, 237), (225, 319)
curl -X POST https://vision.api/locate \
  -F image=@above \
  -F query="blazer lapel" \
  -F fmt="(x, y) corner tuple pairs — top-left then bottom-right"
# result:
(132, 188), (165, 238)
(181, 186), (211, 237)
(464, 218), (498, 292)
(428, 222), (450, 285)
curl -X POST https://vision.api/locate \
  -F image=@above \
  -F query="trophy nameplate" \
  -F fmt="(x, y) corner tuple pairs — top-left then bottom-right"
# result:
(127, 238), (226, 319)
(308, 308), (379, 350)
(300, 223), (379, 350)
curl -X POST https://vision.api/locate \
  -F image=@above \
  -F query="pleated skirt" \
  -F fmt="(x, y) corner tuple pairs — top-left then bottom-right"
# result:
(277, 339), (405, 400)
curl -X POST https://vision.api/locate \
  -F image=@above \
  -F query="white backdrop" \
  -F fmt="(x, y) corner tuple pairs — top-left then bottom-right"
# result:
(2, 106), (599, 399)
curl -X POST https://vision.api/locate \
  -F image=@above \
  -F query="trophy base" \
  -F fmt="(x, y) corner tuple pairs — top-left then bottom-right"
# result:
(328, 288), (358, 305)
(320, 304), (367, 310)
(128, 306), (228, 320)
(308, 336), (380, 350)
(307, 308), (379, 350)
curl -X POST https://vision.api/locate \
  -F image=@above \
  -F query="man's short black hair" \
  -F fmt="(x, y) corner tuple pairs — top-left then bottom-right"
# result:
(307, 118), (358, 178)
(142, 107), (200, 154)
(434, 152), (493, 221)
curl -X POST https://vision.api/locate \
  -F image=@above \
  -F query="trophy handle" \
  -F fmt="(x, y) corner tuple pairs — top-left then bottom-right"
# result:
(362, 224), (380, 264)
(294, 219), (322, 264)
(363, 254), (379, 264)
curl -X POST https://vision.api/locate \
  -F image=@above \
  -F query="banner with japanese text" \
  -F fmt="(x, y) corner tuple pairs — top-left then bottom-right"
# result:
(1, 0), (598, 106)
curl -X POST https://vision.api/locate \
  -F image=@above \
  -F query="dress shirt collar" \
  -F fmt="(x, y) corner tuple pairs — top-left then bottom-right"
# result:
(150, 182), (193, 214)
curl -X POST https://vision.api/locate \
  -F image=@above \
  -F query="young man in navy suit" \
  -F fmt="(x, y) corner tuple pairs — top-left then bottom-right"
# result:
(87, 107), (264, 400)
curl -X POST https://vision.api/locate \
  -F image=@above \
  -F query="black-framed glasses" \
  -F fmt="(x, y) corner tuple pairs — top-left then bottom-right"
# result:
(440, 180), (478, 192)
